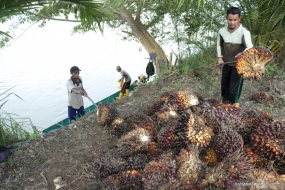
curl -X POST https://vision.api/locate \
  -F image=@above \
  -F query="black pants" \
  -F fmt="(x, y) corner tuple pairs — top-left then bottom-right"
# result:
(221, 65), (243, 104)
(121, 81), (131, 93)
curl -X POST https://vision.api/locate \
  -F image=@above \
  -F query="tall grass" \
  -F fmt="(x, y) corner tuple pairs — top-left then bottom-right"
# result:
(0, 84), (38, 146)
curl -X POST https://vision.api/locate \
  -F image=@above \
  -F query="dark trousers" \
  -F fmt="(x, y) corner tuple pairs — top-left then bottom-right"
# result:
(68, 106), (85, 123)
(121, 81), (131, 93)
(221, 65), (243, 104)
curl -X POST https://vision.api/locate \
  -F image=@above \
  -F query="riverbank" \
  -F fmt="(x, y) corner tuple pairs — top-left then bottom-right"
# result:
(1, 69), (285, 189)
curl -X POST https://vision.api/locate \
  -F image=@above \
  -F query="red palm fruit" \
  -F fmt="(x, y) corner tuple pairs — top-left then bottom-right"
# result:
(96, 102), (118, 126)
(250, 122), (285, 160)
(156, 105), (180, 125)
(176, 146), (205, 183)
(120, 170), (143, 189)
(147, 142), (162, 159)
(142, 152), (176, 190)
(199, 145), (221, 167)
(204, 150), (252, 188)
(117, 127), (152, 157)
(252, 92), (274, 104)
(244, 146), (274, 170)
(213, 128), (243, 160)
(236, 46), (273, 79)
(185, 112), (214, 147)
(168, 90), (199, 112)
(157, 125), (177, 150)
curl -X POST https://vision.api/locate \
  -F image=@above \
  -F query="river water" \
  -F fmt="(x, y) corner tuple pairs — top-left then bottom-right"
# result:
(0, 21), (152, 132)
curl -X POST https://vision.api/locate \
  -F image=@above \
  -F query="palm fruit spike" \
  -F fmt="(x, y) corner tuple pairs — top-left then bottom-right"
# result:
(176, 146), (205, 183)
(213, 127), (243, 160)
(273, 159), (285, 175)
(185, 112), (214, 147)
(246, 169), (284, 190)
(142, 152), (176, 190)
(199, 144), (221, 167)
(101, 174), (122, 190)
(168, 90), (199, 112)
(251, 92), (274, 104)
(204, 150), (252, 189)
(250, 122), (285, 160)
(117, 127), (152, 157)
(120, 170), (143, 189)
(96, 102), (118, 126)
(236, 46), (273, 79)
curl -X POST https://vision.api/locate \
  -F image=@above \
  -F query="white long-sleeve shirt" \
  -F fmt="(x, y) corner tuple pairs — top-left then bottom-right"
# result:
(217, 24), (253, 65)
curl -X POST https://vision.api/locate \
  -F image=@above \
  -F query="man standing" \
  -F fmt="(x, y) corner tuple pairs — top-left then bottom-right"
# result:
(217, 7), (253, 105)
(66, 66), (87, 123)
(116, 66), (132, 100)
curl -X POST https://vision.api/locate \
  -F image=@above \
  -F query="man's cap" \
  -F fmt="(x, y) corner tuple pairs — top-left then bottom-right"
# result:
(70, 66), (81, 73)
(116, 66), (121, 70)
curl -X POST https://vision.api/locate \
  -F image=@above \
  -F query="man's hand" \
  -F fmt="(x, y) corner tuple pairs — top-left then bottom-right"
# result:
(235, 53), (242, 58)
(80, 91), (85, 96)
(217, 57), (224, 67)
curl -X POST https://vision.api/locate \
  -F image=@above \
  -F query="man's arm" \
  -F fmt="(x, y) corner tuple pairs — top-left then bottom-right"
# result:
(217, 32), (224, 65)
(235, 29), (254, 58)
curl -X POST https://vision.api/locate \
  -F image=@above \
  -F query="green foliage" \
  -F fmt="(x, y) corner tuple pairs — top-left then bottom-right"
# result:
(0, 84), (38, 146)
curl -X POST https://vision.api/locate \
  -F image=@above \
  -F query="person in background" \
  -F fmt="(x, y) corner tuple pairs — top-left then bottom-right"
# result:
(66, 66), (87, 123)
(116, 66), (132, 100)
(146, 60), (155, 81)
(217, 6), (253, 106)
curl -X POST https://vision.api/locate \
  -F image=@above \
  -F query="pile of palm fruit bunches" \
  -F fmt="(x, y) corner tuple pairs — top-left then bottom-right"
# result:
(95, 89), (285, 190)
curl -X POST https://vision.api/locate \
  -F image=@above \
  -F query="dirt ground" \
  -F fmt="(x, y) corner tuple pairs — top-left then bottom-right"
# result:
(0, 69), (285, 190)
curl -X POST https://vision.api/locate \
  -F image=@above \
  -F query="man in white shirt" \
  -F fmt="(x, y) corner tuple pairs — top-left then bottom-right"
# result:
(66, 66), (87, 123)
(217, 7), (253, 105)
(116, 66), (132, 100)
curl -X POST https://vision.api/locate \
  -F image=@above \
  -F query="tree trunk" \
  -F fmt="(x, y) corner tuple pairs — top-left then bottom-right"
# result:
(118, 6), (169, 76)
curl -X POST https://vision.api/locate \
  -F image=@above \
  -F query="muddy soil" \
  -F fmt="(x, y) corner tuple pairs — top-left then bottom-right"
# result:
(0, 70), (285, 190)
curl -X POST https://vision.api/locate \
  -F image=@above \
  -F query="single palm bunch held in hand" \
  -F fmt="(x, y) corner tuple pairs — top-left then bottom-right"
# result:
(236, 47), (274, 79)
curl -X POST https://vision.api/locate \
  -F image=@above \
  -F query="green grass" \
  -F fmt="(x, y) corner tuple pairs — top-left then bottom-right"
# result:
(0, 84), (38, 146)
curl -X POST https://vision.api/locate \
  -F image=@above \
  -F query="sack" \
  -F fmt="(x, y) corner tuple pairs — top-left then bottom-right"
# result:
(0, 146), (11, 163)
(146, 61), (155, 76)
(117, 80), (123, 89)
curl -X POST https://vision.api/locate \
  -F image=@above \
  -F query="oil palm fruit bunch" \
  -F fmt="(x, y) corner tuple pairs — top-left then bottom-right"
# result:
(213, 128), (243, 160)
(185, 112), (214, 147)
(123, 153), (148, 171)
(236, 46), (274, 79)
(96, 102), (118, 126)
(109, 117), (124, 136)
(199, 144), (220, 167)
(213, 104), (243, 127)
(273, 159), (285, 175)
(117, 127), (152, 157)
(251, 92), (274, 104)
(155, 105), (180, 126)
(250, 122), (285, 160)
(176, 146), (205, 183)
(142, 92), (171, 116)
(198, 106), (224, 134)
(204, 150), (252, 188)
(120, 170), (143, 189)
(168, 90), (199, 113)
(94, 152), (125, 178)
(142, 152), (176, 190)
(237, 109), (273, 144)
